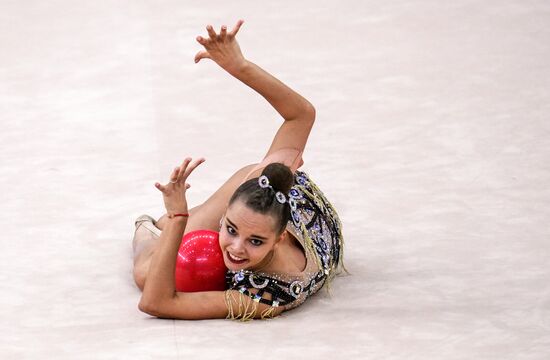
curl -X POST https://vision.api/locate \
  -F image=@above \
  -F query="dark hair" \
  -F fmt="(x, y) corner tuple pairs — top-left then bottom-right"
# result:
(228, 162), (294, 235)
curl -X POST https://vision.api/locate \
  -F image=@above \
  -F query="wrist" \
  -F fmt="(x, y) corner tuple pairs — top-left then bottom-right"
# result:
(167, 212), (189, 219)
(227, 59), (250, 77)
(166, 216), (188, 226)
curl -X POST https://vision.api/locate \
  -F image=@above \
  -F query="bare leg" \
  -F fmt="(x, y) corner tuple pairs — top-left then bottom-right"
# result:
(132, 224), (161, 291)
(132, 204), (203, 291)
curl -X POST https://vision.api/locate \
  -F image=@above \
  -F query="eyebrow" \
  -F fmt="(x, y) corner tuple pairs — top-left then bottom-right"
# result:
(225, 217), (269, 240)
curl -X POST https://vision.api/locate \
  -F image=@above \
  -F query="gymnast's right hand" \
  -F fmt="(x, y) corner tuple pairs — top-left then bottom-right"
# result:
(154, 157), (205, 217)
(194, 19), (247, 74)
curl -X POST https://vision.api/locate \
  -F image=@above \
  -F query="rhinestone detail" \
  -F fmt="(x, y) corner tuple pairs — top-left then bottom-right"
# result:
(289, 280), (303, 298)
(234, 271), (245, 282)
(249, 274), (269, 289)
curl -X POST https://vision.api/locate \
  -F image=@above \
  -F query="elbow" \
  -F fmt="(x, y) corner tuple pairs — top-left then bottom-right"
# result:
(297, 102), (315, 126)
(286, 102), (316, 123)
(304, 102), (316, 121)
(139, 296), (177, 318)
(138, 299), (160, 317)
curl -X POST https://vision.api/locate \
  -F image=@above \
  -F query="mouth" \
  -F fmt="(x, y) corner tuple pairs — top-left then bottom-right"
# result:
(226, 251), (248, 265)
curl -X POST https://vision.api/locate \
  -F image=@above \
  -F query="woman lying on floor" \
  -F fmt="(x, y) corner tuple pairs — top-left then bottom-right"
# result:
(132, 19), (347, 321)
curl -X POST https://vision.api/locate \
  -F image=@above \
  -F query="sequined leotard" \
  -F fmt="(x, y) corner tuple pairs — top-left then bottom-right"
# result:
(223, 148), (348, 320)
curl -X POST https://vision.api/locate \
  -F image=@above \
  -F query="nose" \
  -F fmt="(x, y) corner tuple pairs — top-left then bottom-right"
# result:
(228, 237), (247, 256)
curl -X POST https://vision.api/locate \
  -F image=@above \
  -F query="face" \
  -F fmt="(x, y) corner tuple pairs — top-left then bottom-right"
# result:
(219, 199), (282, 271)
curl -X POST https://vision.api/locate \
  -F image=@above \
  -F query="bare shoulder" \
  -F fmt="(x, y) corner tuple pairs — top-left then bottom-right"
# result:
(138, 289), (284, 320)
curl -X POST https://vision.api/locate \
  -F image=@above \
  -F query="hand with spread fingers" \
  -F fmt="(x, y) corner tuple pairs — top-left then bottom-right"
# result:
(155, 157), (205, 217)
(194, 19), (247, 74)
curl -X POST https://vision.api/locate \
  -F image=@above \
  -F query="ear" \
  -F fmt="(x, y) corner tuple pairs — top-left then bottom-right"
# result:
(275, 230), (287, 245)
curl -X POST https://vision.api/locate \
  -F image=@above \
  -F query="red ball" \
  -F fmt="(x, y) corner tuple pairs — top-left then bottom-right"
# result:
(174, 230), (228, 292)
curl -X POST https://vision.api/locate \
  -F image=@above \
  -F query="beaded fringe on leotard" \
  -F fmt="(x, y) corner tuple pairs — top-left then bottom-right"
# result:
(293, 174), (351, 297)
(223, 170), (350, 321)
(224, 290), (277, 322)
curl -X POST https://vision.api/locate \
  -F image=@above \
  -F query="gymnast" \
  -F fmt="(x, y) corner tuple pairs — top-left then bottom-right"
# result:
(132, 19), (347, 321)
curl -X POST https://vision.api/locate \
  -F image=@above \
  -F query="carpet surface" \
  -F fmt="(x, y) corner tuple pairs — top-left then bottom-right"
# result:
(1, 1), (549, 359)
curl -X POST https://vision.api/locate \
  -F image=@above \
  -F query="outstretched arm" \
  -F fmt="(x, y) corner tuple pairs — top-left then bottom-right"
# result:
(139, 158), (204, 310)
(195, 20), (315, 156)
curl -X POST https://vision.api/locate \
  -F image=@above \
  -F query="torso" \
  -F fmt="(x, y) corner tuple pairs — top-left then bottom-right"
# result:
(225, 169), (345, 314)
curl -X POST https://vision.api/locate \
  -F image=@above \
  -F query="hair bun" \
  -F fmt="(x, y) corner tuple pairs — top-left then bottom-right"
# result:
(228, 162), (294, 235)
(261, 163), (294, 193)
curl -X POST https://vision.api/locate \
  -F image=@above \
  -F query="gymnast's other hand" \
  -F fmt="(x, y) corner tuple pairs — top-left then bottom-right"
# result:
(155, 157), (205, 216)
(194, 19), (247, 74)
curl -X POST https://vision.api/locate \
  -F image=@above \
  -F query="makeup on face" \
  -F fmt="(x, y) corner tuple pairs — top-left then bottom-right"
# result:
(219, 200), (278, 269)
(226, 250), (248, 265)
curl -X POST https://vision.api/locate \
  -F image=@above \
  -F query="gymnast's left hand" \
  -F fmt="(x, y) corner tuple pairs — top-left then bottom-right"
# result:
(194, 20), (247, 74)
(154, 157), (205, 217)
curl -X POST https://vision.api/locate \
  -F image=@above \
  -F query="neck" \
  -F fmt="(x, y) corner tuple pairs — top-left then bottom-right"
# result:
(253, 248), (276, 272)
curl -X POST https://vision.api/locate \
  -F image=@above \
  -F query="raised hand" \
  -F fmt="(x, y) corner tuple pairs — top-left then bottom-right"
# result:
(194, 19), (247, 74)
(155, 157), (205, 217)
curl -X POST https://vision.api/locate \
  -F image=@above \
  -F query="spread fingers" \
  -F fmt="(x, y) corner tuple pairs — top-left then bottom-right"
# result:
(206, 24), (218, 40)
(220, 25), (227, 40)
(229, 19), (244, 37)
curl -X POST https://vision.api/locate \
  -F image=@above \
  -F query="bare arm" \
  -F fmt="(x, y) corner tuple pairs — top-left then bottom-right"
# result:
(139, 216), (187, 309)
(138, 158), (203, 310)
(229, 59), (314, 121)
(195, 20), (315, 156)
(138, 158), (285, 320)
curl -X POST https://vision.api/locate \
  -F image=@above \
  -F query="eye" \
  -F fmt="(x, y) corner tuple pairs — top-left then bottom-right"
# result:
(226, 226), (236, 235)
(250, 239), (263, 246)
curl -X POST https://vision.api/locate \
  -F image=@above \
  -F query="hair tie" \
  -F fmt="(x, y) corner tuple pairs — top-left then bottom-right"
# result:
(258, 175), (287, 204)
